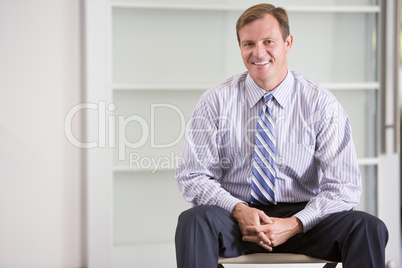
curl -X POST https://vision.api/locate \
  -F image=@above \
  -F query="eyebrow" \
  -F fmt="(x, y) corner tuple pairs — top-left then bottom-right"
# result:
(241, 40), (254, 44)
(241, 37), (274, 44)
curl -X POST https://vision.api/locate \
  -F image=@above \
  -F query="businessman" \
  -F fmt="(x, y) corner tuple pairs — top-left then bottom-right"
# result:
(175, 3), (388, 268)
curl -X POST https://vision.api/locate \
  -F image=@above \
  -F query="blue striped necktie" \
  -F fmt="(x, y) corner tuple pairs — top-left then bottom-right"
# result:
(251, 93), (276, 205)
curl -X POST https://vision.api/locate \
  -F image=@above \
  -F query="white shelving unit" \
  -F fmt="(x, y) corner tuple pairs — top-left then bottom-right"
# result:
(86, 1), (399, 267)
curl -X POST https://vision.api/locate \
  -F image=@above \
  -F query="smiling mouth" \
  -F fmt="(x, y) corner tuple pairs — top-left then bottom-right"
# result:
(253, 60), (271, 66)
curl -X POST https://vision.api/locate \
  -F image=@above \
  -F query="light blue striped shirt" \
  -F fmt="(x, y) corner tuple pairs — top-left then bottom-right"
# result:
(176, 70), (361, 232)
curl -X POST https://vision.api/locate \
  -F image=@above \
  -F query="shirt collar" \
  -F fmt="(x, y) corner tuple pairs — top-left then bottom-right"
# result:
(245, 70), (294, 109)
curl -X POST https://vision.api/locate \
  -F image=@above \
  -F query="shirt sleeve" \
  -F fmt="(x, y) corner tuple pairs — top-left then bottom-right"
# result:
(175, 94), (245, 213)
(294, 99), (362, 232)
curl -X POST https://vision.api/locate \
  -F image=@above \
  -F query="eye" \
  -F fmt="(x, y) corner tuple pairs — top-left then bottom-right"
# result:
(243, 42), (254, 48)
(264, 40), (273, 45)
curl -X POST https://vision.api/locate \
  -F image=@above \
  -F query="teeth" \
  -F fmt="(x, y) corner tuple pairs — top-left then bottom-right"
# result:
(254, 60), (270, 66)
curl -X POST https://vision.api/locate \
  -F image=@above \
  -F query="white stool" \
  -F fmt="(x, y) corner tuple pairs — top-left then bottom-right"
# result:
(218, 253), (338, 267)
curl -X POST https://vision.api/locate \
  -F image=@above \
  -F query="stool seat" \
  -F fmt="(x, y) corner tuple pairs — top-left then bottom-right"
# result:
(219, 253), (337, 267)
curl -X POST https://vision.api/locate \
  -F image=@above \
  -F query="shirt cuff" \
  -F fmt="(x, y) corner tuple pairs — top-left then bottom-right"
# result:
(293, 206), (319, 233)
(218, 194), (248, 213)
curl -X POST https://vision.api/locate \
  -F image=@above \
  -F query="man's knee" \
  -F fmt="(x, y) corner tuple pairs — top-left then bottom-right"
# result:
(346, 210), (388, 242)
(178, 205), (217, 224)
(352, 211), (386, 229)
(176, 205), (235, 246)
(177, 205), (230, 231)
(362, 212), (388, 243)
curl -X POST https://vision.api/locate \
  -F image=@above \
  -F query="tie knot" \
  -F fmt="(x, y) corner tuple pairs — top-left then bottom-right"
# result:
(263, 93), (273, 104)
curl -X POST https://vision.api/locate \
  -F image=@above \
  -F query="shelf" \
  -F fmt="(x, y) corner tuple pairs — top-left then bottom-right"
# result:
(113, 166), (176, 172)
(320, 82), (380, 91)
(113, 84), (210, 91)
(112, 157), (379, 173)
(112, 82), (380, 91)
(111, 2), (380, 13)
(358, 158), (380, 166)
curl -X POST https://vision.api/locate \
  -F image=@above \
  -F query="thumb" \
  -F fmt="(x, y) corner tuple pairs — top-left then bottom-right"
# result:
(258, 211), (273, 224)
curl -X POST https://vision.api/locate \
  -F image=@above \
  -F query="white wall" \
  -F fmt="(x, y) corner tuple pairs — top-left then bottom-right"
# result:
(0, 1), (84, 267)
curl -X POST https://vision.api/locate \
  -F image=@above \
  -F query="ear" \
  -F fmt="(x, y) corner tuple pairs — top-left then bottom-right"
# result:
(285, 34), (293, 53)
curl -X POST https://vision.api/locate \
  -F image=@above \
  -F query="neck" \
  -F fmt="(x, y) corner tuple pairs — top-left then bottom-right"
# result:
(258, 69), (288, 91)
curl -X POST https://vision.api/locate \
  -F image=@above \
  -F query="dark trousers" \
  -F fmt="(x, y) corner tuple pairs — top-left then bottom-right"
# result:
(175, 203), (388, 268)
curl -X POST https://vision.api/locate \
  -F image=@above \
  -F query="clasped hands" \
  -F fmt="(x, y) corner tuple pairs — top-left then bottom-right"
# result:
(232, 203), (303, 251)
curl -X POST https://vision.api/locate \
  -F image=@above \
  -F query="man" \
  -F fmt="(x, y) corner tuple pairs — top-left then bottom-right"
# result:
(175, 3), (388, 268)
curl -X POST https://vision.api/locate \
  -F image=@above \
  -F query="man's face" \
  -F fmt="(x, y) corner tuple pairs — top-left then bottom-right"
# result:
(238, 14), (293, 91)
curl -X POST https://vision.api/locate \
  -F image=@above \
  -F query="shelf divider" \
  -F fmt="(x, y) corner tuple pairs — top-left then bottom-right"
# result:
(111, 2), (380, 13)
(112, 81), (380, 91)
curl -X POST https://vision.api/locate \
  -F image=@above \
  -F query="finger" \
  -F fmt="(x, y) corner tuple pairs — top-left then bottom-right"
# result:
(257, 231), (271, 244)
(258, 211), (273, 224)
(258, 241), (273, 251)
(242, 235), (263, 244)
(243, 233), (271, 245)
(242, 235), (259, 243)
(243, 228), (270, 244)
(242, 226), (258, 236)
(245, 225), (267, 234)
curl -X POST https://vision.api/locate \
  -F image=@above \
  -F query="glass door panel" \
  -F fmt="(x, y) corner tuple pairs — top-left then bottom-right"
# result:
(112, 8), (227, 86)
(113, 170), (189, 245)
(288, 12), (376, 83)
(112, 90), (203, 169)
(332, 90), (378, 158)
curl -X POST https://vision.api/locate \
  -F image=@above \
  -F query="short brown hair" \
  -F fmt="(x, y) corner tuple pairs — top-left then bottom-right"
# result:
(236, 3), (290, 43)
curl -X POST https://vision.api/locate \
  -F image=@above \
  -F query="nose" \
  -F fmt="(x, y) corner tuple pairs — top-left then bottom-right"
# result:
(253, 43), (266, 58)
